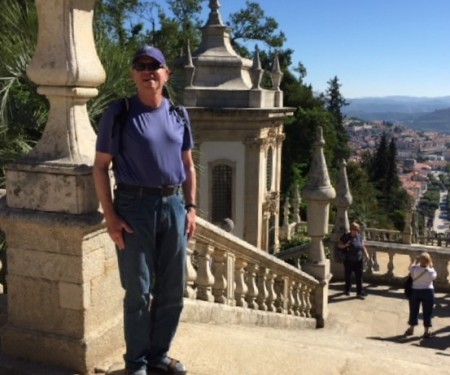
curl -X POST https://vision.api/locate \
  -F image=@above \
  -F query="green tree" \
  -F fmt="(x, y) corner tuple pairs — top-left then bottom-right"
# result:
(367, 132), (388, 189)
(324, 76), (350, 168)
(94, 0), (153, 44)
(227, 1), (286, 58)
(362, 134), (409, 230)
(281, 107), (337, 195)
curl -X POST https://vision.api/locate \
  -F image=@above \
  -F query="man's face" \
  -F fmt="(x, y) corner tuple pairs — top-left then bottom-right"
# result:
(132, 57), (169, 93)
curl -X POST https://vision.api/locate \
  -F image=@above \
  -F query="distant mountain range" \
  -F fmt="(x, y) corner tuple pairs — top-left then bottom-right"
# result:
(343, 96), (450, 132)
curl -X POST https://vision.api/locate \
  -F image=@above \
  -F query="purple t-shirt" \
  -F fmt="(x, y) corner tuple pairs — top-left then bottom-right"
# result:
(96, 95), (194, 187)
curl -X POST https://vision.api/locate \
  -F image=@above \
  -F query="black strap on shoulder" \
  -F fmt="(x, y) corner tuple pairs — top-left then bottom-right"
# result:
(168, 99), (189, 128)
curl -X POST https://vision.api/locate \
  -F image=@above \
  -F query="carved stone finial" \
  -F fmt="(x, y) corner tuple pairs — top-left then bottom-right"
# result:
(270, 53), (283, 90)
(184, 42), (195, 87)
(251, 45), (263, 89)
(205, 0), (224, 26)
(334, 159), (353, 208)
(332, 159), (353, 242)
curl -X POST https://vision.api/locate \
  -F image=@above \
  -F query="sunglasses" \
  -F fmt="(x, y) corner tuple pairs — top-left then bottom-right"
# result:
(133, 62), (164, 72)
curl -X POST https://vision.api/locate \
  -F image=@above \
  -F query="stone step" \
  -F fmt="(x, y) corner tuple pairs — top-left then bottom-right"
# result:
(2, 282), (450, 374)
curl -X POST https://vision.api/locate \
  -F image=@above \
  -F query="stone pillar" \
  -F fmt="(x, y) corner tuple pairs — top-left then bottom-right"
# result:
(0, 1), (122, 373)
(244, 136), (264, 248)
(302, 127), (335, 328)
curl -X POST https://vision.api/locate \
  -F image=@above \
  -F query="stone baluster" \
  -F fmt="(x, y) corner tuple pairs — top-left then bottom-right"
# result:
(274, 276), (285, 313)
(291, 281), (301, 316)
(195, 242), (215, 302)
(256, 267), (269, 311)
(286, 280), (294, 315)
(234, 257), (248, 307)
(245, 263), (259, 309)
(212, 249), (228, 304)
(298, 283), (307, 317)
(387, 253), (394, 278)
(305, 285), (316, 318)
(265, 271), (277, 312)
(185, 239), (198, 299)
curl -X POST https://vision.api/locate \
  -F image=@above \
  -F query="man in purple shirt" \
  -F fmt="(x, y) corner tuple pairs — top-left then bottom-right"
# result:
(93, 45), (196, 375)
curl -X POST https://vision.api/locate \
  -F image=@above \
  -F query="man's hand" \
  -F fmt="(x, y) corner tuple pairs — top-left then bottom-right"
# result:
(105, 212), (133, 250)
(185, 208), (196, 240)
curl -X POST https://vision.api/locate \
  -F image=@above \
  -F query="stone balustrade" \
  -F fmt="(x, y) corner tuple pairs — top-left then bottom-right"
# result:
(341, 241), (450, 292)
(190, 217), (319, 318)
(364, 228), (403, 243)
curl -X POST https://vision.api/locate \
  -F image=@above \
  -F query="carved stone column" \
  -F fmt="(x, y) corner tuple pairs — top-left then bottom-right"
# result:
(0, 2), (124, 373)
(302, 126), (335, 328)
(6, 0), (105, 214)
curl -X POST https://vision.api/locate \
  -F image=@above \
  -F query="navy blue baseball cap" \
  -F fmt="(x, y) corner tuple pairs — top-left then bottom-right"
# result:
(132, 45), (167, 66)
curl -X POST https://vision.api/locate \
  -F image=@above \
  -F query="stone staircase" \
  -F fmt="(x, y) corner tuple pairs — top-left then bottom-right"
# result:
(2, 282), (450, 375)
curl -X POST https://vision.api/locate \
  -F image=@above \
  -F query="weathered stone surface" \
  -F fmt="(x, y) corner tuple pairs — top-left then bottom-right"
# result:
(7, 275), (84, 337)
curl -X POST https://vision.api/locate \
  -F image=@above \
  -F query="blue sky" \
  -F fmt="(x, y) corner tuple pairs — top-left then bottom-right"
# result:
(200, 0), (450, 98)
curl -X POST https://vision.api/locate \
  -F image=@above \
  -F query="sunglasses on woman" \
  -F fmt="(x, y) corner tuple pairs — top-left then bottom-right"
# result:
(133, 62), (164, 72)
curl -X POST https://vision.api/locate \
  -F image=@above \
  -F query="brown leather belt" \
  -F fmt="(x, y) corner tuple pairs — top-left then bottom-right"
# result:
(116, 183), (180, 197)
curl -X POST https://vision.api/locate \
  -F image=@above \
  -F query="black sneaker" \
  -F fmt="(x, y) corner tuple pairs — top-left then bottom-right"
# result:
(357, 291), (367, 299)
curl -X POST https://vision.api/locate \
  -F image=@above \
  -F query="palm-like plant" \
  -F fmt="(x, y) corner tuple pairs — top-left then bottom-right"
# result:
(0, 1), (144, 187)
(0, 0), (45, 187)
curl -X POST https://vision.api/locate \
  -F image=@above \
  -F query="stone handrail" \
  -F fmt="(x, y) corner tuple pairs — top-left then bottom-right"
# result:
(361, 241), (450, 292)
(416, 233), (450, 247)
(364, 228), (402, 243)
(188, 217), (320, 318)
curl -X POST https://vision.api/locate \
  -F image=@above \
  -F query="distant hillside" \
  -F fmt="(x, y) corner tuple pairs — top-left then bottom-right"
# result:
(410, 107), (450, 133)
(343, 96), (450, 128)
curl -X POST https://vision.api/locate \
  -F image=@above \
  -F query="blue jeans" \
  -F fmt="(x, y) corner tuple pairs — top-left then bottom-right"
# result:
(114, 188), (187, 371)
(408, 288), (435, 327)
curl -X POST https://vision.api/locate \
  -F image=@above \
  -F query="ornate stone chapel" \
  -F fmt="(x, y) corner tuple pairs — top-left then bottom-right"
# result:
(178, 0), (293, 253)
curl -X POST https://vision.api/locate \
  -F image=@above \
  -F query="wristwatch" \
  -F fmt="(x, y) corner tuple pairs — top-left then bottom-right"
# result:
(185, 204), (197, 212)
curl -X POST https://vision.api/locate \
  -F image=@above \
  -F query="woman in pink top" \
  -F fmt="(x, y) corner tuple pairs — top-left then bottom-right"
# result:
(404, 252), (437, 338)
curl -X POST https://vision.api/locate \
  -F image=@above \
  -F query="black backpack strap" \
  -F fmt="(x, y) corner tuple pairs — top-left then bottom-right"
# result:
(168, 99), (189, 128)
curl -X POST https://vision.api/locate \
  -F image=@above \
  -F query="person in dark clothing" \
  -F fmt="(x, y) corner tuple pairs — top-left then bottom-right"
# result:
(337, 222), (369, 299)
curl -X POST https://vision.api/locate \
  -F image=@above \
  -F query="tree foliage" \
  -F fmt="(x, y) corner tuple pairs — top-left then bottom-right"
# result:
(227, 1), (286, 58)
(0, 0), (406, 232)
(360, 133), (409, 229)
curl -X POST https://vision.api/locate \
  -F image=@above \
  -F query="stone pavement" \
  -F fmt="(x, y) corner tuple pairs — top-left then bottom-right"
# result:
(2, 281), (450, 374)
